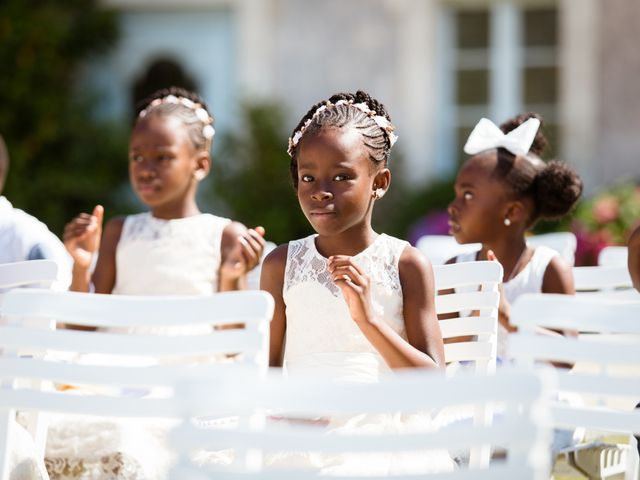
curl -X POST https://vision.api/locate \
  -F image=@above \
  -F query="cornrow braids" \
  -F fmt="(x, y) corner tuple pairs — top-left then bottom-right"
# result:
(135, 86), (215, 152)
(288, 90), (396, 188)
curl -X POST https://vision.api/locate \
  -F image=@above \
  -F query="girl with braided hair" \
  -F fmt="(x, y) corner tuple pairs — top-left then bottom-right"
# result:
(64, 87), (265, 301)
(261, 91), (453, 475)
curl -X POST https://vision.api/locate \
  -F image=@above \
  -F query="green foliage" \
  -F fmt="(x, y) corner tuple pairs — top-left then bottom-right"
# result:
(0, 0), (130, 236)
(211, 102), (311, 245)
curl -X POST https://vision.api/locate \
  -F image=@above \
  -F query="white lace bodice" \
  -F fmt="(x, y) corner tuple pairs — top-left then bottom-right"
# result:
(282, 234), (409, 382)
(112, 212), (230, 296)
(456, 245), (558, 357)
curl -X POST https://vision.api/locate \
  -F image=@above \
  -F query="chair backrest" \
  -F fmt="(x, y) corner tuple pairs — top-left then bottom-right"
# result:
(433, 261), (502, 374)
(526, 232), (577, 266)
(0, 260), (58, 292)
(169, 367), (554, 480)
(417, 232), (577, 266)
(598, 245), (628, 267)
(509, 294), (640, 436)
(573, 265), (633, 293)
(0, 289), (274, 480)
(416, 235), (480, 265)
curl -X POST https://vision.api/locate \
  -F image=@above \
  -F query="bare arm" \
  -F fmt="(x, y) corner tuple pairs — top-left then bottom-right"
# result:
(628, 225), (640, 292)
(260, 244), (288, 367)
(219, 222), (265, 291)
(91, 218), (124, 294)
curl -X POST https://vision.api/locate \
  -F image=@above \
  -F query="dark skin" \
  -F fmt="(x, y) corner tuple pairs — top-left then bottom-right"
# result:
(64, 114), (265, 296)
(443, 152), (575, 356)
(262, 126), (445, 370)
(628, 224), (640, 292)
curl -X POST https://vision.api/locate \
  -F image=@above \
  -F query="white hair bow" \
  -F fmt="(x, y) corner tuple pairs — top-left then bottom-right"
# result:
(463, 117), (541, 156)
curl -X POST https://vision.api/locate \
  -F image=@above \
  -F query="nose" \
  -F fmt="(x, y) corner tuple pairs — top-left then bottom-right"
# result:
(447, 198), (458, 217)
(134, 159), (156, 179)
(311, 187), (333, 202)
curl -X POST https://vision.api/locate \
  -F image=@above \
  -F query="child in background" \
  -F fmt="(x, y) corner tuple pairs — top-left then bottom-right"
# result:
(628, 224), (640, 291)
(261, 90), (453, 475)
(64, 87), (265, 298)
(446, 113), (583, 357)
(0, 134), (72, 290)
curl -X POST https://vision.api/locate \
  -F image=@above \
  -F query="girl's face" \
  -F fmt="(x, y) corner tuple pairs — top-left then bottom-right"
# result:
(129, 114), (207, 215)
(447, 153), (511, 244)
(296, 127), (385, 237)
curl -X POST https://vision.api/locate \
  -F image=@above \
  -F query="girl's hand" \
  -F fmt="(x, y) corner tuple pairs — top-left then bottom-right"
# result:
(220, 226), (266, 282)
(63, 205), (103, 270)
(328, 256), (375, 327)
(486, 249), (516, 332)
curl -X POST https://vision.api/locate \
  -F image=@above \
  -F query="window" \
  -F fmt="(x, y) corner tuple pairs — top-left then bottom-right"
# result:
(436, 2), (559, 174)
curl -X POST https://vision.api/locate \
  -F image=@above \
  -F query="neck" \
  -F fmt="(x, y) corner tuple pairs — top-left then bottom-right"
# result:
(314, 224), (378, 257)
(479, 234), (529, 281)
(150, 199), (200, 220)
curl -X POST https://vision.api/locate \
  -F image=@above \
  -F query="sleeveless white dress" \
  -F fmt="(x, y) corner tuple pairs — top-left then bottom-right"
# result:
(273, 233), (454, 475)
(44, 212), (231, 480)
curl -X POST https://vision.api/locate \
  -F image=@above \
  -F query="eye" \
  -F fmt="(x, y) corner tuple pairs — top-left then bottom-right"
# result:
(463, 192), (473, 201)
(333, 174), (351, 181)
(301, 174), (313, 183)
(157, 154), (173, 162)
(130, 154), (144, 163)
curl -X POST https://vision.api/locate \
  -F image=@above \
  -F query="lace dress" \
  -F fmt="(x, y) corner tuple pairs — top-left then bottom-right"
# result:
(270, 233), (455, 475)
(44, 212), (231, 480)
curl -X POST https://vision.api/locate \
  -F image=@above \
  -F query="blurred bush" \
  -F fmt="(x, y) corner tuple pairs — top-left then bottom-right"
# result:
(0, 0), (130, 236)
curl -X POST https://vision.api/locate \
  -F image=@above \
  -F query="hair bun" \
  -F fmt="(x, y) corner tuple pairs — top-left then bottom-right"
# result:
(534, 160), (583, 219)
(500, 112), (548, 157)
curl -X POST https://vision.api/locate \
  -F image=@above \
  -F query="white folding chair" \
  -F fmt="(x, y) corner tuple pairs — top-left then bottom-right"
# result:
(433, 261), (502, 375)
(0, 289), (274, 480)
(432, 260), (502, 468)
(0, 260), (58, 295)
(510, 294), (640, 479)
(169, 367), (554, 480)
(573, 265), (634, 293)
(527, 232), (577, 266)
(416, 235), (480, 265)
(599, 246), (629, 267)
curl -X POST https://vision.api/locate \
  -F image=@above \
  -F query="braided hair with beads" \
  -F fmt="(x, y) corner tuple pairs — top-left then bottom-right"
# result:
(287, 91), (397, 188)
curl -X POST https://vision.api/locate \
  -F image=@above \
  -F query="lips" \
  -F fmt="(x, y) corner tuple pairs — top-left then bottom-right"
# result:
(448, 218), (460, 234)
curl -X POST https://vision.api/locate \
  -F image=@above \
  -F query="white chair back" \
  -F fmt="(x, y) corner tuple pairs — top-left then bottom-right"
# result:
(417, 231), (577, 266)
(0, 260), (58, 293)
(526, 232), (577, 266)
(433, 261), (502, 373)
(169, 367), (554, 480)
(598, 245), (628, 267)
(0, 289), (274, 480)
(510, 294), (640, 478)
(416, 235), (480, 265)
(573, 265), (633, 293)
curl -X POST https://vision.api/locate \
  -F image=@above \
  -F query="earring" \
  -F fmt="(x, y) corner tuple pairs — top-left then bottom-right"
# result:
(372, 190), (379, 200)
(504, 218), (511, 226)
(194, 171), (205, 181)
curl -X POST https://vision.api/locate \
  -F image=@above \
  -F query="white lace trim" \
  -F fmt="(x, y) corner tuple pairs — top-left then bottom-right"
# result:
(284, 234), (407, 298)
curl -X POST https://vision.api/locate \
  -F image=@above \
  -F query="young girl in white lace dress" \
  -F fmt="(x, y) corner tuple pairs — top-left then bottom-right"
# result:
(39, 88), (266, 480)
(64, 87), (265, 299)
(261, 91), (454, 475)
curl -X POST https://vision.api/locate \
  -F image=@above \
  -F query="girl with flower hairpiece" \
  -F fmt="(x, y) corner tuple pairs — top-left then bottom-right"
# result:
(64, 86), (265, 302)
(261, 90), (454, 474)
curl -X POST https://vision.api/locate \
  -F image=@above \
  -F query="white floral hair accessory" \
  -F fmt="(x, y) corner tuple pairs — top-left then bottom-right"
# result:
(464, 117), (540, 157)
(287, 99), (398, 157)
(139, 95), (215, 140)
